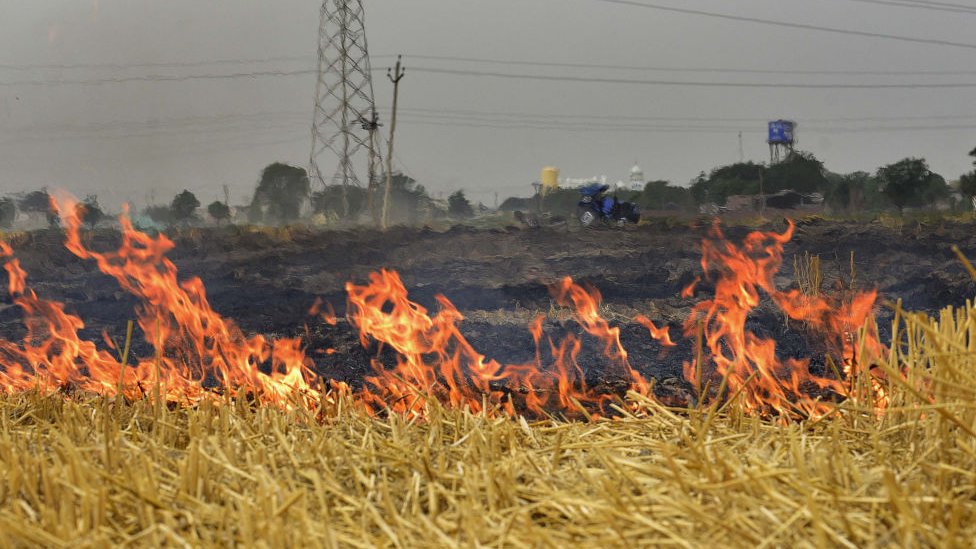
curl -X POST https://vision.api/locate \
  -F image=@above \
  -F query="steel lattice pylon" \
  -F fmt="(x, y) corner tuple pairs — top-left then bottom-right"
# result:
(309, 0), (380, 215)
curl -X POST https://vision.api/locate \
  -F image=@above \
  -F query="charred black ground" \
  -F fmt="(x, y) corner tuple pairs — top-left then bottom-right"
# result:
(1, 217), (974, 398)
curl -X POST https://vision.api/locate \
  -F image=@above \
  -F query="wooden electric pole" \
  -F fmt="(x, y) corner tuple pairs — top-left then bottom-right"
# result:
(381, 55), (405, 230)
(359, 108), (382, 224)
(758, 166), (766, 218)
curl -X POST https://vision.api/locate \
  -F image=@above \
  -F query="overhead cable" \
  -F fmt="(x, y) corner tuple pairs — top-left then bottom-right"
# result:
(590, 0), (976, 49)
(409, 66), (976, 89)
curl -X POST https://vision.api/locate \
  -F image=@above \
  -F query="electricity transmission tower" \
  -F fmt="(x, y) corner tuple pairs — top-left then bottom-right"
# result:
(309, 0), (380, 217)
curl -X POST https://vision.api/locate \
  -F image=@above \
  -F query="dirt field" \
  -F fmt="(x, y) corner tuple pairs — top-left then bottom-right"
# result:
(2, 216), (974, 397)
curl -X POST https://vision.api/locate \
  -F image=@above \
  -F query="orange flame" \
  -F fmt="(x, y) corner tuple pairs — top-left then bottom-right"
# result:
(344, 270), (645, 417)
(0, 195), (323, 408)
(308, 297), (337, 326)
(682, 220), (886, 417)
(634, 315), (677, 347)
(0, 196), (889, 420)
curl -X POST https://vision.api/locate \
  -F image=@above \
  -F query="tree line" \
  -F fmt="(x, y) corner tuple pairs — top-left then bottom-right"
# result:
(684, 151), (976, 214)
(0, 162), (480, 230)
(498, 150), (976, 217)
(3, 149), (974, 230)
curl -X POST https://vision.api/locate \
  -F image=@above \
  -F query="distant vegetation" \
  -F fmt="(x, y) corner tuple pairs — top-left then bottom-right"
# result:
(1, 149), (974, 232)
(0, 198), (15, 229)
(171, 190), (201, 225)
(249, 163), (310, 224)
(77, 195), (104, 230)
(447, 190), (474, 218)
(207, 201), (231, 225)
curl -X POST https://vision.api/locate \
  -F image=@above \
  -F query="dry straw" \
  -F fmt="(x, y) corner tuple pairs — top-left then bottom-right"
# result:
(2, 260), (976, 546)
(2, 299), (976, 548)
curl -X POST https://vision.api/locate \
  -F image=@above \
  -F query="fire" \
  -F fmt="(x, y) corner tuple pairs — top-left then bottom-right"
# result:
(0, 196), (322, 409)
(682, 221), (887, 417)
(344, 271), (647, 417)
(0, 194), (889, 420)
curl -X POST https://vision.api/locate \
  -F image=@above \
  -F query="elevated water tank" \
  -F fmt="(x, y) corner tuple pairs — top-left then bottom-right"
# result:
(768, 120), (796, 145)
(541, 166), (560, 193)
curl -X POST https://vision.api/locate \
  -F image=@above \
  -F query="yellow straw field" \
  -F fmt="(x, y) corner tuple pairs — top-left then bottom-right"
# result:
(2, 297), (976, 547)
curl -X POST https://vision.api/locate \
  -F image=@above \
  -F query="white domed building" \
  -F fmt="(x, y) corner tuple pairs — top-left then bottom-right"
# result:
(629, 163), (645, 191)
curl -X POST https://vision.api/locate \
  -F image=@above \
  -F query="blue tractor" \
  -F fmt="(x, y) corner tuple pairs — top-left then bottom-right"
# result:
(577, 183), (640, 227)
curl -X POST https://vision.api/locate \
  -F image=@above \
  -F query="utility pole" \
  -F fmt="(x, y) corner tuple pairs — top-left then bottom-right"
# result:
(358, 108), (382, 223)
(309, 0), (378, 219)
(738, 131), (744, 163)
(758, 166), (766, 218)
(381, 55), (405, 230)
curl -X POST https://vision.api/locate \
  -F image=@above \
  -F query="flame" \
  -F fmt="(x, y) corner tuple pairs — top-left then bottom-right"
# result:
(635, 315), (677, 347)
(308, 297), (338, 326)
(0, 194), (889, 420)
(681, 220), (886, 417)
(0, 195), (322, 409)
(344, 270), (645, 417)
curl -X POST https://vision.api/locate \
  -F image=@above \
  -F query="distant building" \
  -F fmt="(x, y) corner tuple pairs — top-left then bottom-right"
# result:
(629, 163), (645, 191)
(719, 190), (825, 213)
(13, 210), (51, 230)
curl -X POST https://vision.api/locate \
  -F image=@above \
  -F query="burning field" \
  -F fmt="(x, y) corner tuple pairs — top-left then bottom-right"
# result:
(1, 199), (976, 546)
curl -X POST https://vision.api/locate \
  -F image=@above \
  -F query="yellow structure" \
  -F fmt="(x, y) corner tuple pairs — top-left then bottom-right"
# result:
(541, 167), (560, 194)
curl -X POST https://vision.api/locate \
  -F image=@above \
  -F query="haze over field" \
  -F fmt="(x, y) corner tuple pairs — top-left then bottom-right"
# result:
(0, 0), (974, 209)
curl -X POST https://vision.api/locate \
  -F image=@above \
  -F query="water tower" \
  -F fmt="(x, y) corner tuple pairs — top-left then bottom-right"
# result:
(767, 120), (796, 164)
(540, 166), (560, 195)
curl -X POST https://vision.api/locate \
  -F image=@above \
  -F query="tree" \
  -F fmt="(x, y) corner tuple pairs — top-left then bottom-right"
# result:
(960, 172), (976, 208)
(639, 180), (695, 211)
(250, 163), (310, 223)
(690, 162), (763, 205)
(690, 152), (829, 206)
(764, 151), (828, 194)
(18, 189), (58, 228)
(142, 205), (173, 225)
(959, 148), (976, 209)
(322, 172), (430, 224)
(825, 171), (892, 214)
(207, 201), (231, 224)
(170, 190), (200, 224)
(311, 186), (367, 220)
(76, 194), (104, 230)
(18, 190), (50, 213)
(877, 158), (949, 213)
(448, 190), (474, 218)
(0, 197), (16, 229)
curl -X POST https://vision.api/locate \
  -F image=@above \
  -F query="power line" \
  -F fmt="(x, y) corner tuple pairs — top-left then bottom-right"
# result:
(392, 116), (976, 134)
(396, 116), (745, 132)
(0, 69), (317, 86)
(404, 53), (976, 77)
(390, 108), (976, 132)
(901, 0), (976, 7)
(590, 0), (976, 50)
(0, 55), (316, 72)
(4, 107), (976, 140)
(8, 65), (976, 89)
(4, 111), (307, 133)
(5, 51), (973, 77)
(409, 66), (976, 89)
(840, 0), (976, 14)
(0, 122), (303, 147)
(909, 0), (976, 9)
(395, 106), (976, 123)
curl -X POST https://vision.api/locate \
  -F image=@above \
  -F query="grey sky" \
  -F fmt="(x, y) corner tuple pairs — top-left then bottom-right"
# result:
(1, 0), (974, 210)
